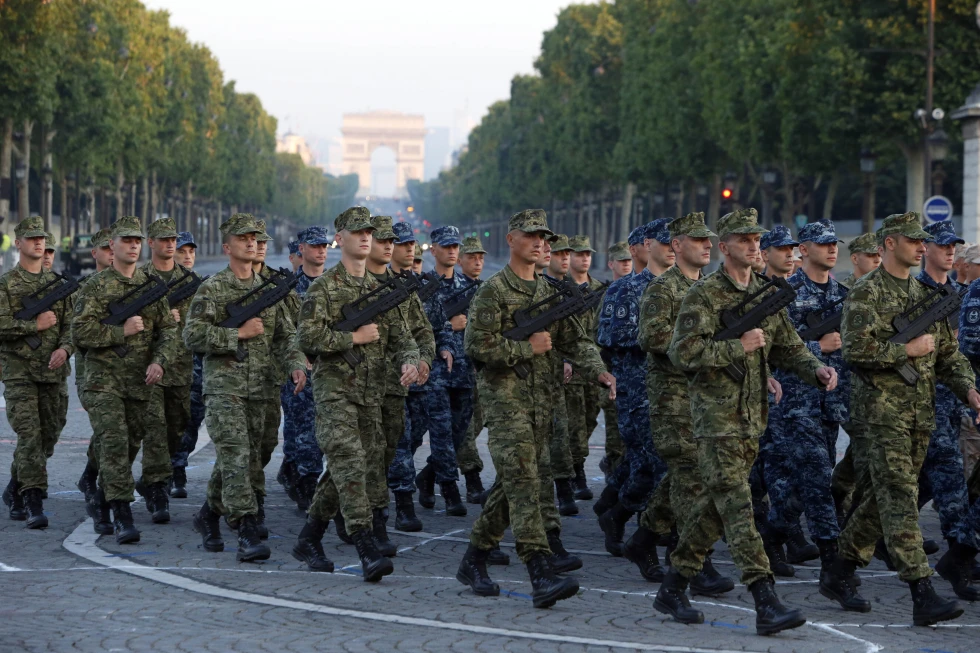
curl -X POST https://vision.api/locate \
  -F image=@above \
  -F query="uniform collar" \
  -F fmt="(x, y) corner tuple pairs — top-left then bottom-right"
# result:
(502, 264), (538, 296)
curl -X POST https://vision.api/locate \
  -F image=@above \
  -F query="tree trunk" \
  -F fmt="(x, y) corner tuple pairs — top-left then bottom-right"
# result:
(900, 142), (926, 215)
(58, 170), (68, 240)
(39, 126), (55, 231)
(0, 118), (12, 224)
(620, 183), (636, 245)
(822, 170), (840, 221)
(115, 157), (125, 220)
(129, 181), (136, 216)
(185, 180), (193, 233)
(708, 173), (721, 231)
(16, 119), (34, 221)
(140, 176), (149, 232)
(149, 170), (158, 222)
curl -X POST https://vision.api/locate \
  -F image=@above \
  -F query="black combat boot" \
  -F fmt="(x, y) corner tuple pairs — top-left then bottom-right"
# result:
(352, 527), (394, 582)
(394, 491), (423, 531)
(785, 526), (819, 564)
(592, 484), (618, 517)
(554, 479), (579, 516)
(873, 538), (897, 571)
(599, 456), (610, 474)
(653, 568), (704, 624)
(456, 544), (500, 596)
(170, 466), (187, 499)
(149, 483), (170, 524)
(923, 539), (940, 555)
(749, 578), (806, 635)
(292, 516), (334, 572)
(333, 511), (354, 544)
(691, 556), (735, 596)
(92, 487), (113, 535)
(23, 488), (48, 530)
(110, 500), (140, 545)
(598, 502), (632, 557)
(277, 460), (299, 503)
(572, 464), (593, 500)
(971, 558), (980, 581)
(463, 470), (485, 504)
(546, 529), (583, 573)
(416, 464), (435, 509)
(910, 576), (964, 626)
(373, 508), (397, 557)
(935, 540), (980, 602)
(817, 540), (871, 612)
(487, 545), (510, 566)
(441, 482), (467, 517)
(763, 532), (795, 577)
(295, 474), (318, 512)
(526, 553), (579, 608)
(254, 492), (269, 539)
(622, 526), (664, 582)
(2, 478), (25, 521)
(237, 514), (271, 562)
(76, 463), (98, 502)
(193, 501), (224, 552)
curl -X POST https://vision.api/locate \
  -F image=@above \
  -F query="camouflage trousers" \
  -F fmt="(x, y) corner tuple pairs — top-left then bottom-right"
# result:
(78, 385), (101, 472)
(639, 413), (695, 535)
(375, 393), (405, 508)
(204, 394), (268, 520)
(90, 389), (170, 502)
(388, 391), (428, 494)
(160, 385), (191, 461)
(565, 383), (600, 469)
(172, 354), (204, 469)
(838, 423), (933, 582)
(308, 399), (383, 534)
(457, 383), (484, 475)
(549, 383), (574, 481)
(602, 394), (623, 479)
(749, 428), (775, 539)
(470, 413), (561, 563)
(970, 457), (980, 504)
(425, 384), (473, 484)
(6, 380), (68, 492)
(255, 397), (281, 498)
(281, 370), (322, 478)
(671, 436), (772, 586)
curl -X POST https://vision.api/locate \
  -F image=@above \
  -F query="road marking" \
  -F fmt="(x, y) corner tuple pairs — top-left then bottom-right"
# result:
(0, 562), (22, 571)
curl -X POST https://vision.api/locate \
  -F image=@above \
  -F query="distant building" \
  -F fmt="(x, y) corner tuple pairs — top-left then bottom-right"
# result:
(425, 127), (451, 180)
(276, 132), (317, 167)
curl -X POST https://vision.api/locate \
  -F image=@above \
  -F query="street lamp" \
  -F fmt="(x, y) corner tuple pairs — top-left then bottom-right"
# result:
(928, 128), (950, 162)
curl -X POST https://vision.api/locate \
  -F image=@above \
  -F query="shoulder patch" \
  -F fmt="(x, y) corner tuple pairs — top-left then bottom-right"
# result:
(477, 307), (495, 326)
(966, 308), (980, 325)
(615, 305), (627, 319)
(74, 298), (85, 314)
(847, 309), (869, 329)
(677, 311), (699, 332)
(300, 298), (316, 320)
(190, 301), (207, 318)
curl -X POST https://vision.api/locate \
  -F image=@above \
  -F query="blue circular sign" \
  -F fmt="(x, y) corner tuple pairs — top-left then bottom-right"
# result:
(923, 195), (954, 223)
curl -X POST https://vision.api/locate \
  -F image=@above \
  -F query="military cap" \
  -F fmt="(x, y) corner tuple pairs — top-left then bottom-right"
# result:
(15, 216), (46, 239)
(461, 235), (486, 254)
(371, 215), (397, 240)
(965, 244), (980, 264)
(797, 219), (843, 245)
(924, 220), (965, 246)
(44, 232), (56, 251)
(288, 239), (301, 255)
(90, 228), (112, 249)
(876, 211), (931, 244)
(847, 232), (878, 254)
(220, 212), (262, 237)
(568, 235), (595, 252)
(414, 243), (424, 261)
(550, 234), (572, 252)
(718, 208), (767, 240)
(668, 212), (716, 239)
(760, 224), (797, 249)
(430, 225), (463, 246)
(147, 217), (178, 239)
(955, 242), (971, 261)
(607, 241), (631, 261)
(254, 219), (272, 242)
(627, 226), (646, 246)
(301, 225), (331, 245)
(110, 215), (145, 239)
(645, 218), (672, 245)
(335, 206), (374, 232)
(393, 222), (416, 245)
(508, 209), (554, 237)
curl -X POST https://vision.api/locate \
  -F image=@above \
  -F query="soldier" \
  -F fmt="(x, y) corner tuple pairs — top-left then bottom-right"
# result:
(170, 231), (201, 499)
(42, 232), (57, 271)
(825, 212), (980, 626)
(293, 206), (419, 581)
(184, 214), (306, 562)
(963, 244), (980, 285)
(598, 241), (630, 478)
(760, 225), (797, 279)
(72, 216), (178, 544)
(288, 239), (302, 274)
(455, 209), (615, 608)
(654, 208), (838, 635)
(842, 232), (881, 287)
(457, 235), (489, 504)
(607, 241), (633, 280)
(0, 217), (74, 528)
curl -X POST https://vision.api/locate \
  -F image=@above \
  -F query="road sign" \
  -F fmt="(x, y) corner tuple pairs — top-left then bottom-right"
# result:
(794, 214), (808, 229)
(923, 195), (954, 223)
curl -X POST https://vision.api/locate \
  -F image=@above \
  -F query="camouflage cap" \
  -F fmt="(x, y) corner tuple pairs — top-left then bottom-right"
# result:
(924, 220), (965, 246)
(110, 216), (144, 239)
(607, 241), (631, 261)
(954, 242), (971, 261)
(668, 212), (716, 239)
(393, 222), (416, 245)
(876, 211), (931, 244)
(254, 219), (272, 242)
(966, 244), (980, 265)
(644, 218), (673, 245)
(847, 232), (878, 254)
(301, 225), (331, 245)
(569, 235), (596, 252)
(147, 217), (178, 239)
(288, 239), (301, 255)
(15, 216), (46, 239)
(414, 242), (424, 261)
(627, 226), (646, 246)
(717, 208), (767, 240)
(507, 209), (554, 237)
(760, 224), (798, 250)
(550, 234), (572, 252)
(798, 219), (843, 245)
(461, 235), (487, 254)
(430, 225), (462, 246)
(90, 228), (112, 248)
(335, 206), (374, 232)
(220, 212), (262, 237)
(371, 215), (397, 240)
(176, 231), (197, 249)
(44, 231), (56, 251)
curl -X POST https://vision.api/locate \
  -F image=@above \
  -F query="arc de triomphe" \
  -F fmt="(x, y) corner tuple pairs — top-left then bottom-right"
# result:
(341, 111), (426, 198)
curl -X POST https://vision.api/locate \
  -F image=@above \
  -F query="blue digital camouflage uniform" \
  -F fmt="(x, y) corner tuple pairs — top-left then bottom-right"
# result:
(280, 263), (321, 478)
(959, 278), (980, 533)
(172, 353), (204, 468)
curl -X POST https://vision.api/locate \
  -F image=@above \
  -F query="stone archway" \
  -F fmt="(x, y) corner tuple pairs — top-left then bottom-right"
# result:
(341, 111), (426, 198)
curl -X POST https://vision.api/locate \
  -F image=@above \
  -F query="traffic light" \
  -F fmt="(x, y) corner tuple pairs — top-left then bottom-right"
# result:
(484, 231), (490, 237)
(721, 188), (733, 200)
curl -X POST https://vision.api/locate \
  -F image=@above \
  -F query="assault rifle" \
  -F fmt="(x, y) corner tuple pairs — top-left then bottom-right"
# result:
(331, 270), (421, 368)
(543, 276), (610, 316)
(165, 269), (206, 307)
(444, 279), (482, 318)
(712, 274), (797, 381)
(414, 271), (444, 303)
(14, 272), (80, 350)
(100, 275), (169, 357)
(797, 296), (847, 341)
(888, 282), (963, 385)
(218, 267), (297, 361)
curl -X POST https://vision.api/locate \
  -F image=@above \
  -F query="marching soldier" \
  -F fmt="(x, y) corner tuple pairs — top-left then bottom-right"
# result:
(457, 235), (489, 504)
(170, 231), (202, 499)
(842, 232), (881, 287)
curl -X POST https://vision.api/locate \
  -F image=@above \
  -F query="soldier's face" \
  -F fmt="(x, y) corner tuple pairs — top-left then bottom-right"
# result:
(549, 250), (570, 276)
(762, 245), (794, 275)
(223, 233), (257, 263)
(255, 240), (268, 263)
(111, 236), (142, 264)
(177, 245), (196, 269)
(629, 243), (648, 267)
(461, 252), (484, 278)
(888, 235), (926, 267)
(149, 236), (176, 260)
(509, 230), (545, 266)
(674, 236), (712, 269)
(339, 229), (373, 259)
(720, 234), (762, 270)
(412, 259), (423, 274)
(93, 245), (113, 270)
(609, 259), (632, 279)
(925, 242), (955, 272)
(16, 236), (45, 260)
(432, 243), (459, 267)
(392, 241), (415, 269)
(299, 242), (328, 266)
(851, 251), (880, 276)
(42, 249), (55, 269)
(370, 237), (394, 265)
(648, 240), (675, 269)
(570, 251), (592, 274)
(800, 241), (837, 271)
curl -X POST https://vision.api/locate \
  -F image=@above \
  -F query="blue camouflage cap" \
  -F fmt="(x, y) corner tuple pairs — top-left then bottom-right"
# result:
(797, 219), (843, 245)
(302, 225), (331, 245)
(392, 221), (416, 244)
(431, 225), (463, 246)
(175, 231), (197, 249)
(645, 218), (672, 245)
(760, 224), (798, 250)
(627, 226), (646, 246)
(924, 220), (965, 246)
(288, 239), (300, 255)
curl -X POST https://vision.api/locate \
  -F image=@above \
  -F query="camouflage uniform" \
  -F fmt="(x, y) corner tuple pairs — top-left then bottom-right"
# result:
(602, 242), (631, 474)
(457, 236), (489, 477)
(841, 232), (879, 288)
(541, 234), (575, 482)
(170, 231), (205, 471)
(959, 276), (980, 519)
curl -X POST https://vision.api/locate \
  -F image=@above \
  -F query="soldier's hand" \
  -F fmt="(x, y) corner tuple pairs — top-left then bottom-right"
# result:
(36, 310), (57, 331)
(449, 314), (467, 332)
(767, 377), (783, 403)
(291, 369), (307, 394)
(440, 349), (454, 373)
(145, 363), (164, 385)
(171, 308), (181, 324)
(400, 363), (419, 387)
(816, 366), (838, 391)
(969, 390), (980, 423)
(563, 362), (573, 384)
(905, 334), (935, 358)
(818, 332), (842, 354)
(529, 331), (552, 355)
(48, 348), (68, 370)
(417, 360), (431, 384)
(238, 317), (264, 340)
(123, 316), (144, 336)
(352, 323), (380, 345)
(739, 328), (766, 354)
(597, 371), (616, 401)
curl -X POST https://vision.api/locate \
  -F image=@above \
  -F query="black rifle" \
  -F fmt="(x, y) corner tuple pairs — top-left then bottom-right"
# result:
(330, 270), (421, 368)
(165, 269), (206, 307)
(797, 296), (847, 341)
(543, 276), (610, 316)
(415, 271), (444, 303)
(14, 272), (80, 350)
(888, 282), (963, 385)
(100, 275), (169, 357)
(444, 279), (483, 318)
(218, 267), (297, 362)
(712, 274), (797, 381)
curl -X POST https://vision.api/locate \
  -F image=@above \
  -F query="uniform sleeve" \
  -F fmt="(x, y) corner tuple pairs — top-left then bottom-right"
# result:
(935, 317), (976, 404)
(295, 284), (355, 355)
(56, 293), (75, 356)
(596, 284), (618, 349)
(767, 310), (824, 387)
(607, 283), (639, 350)
(410, 295), (436, 365)
(841, 283), (909, 369)
(0, 280), (39, 341)
(959, 281), (980, 364)
(555, 312), (606, 380)
(386, 307), (420, 369)
(463, 283), (534, 368)
(182, 283), (239, 355)
(71, 284), (128, 350)
(151, 298), (179, 370)
(274, 300), (306, 374)
(668, 287), (746, 371)
(424, 294), (453, 353)
(638, 283), (673, 355)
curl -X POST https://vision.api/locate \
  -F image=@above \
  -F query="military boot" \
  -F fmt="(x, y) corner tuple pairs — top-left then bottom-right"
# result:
(546, 529), (583, 573)
(691, 556), (735, 596)
(295, 474), (318, 512)
(148, 483), (170, 524)
(292, 516), (334, 572)
(23, 488), (48, 530)
(416, 464), (435, 509)
(110, 500), (140, 544)
(456, 544), (500, 596)
(91, 487), (114, 535)
(817, 540), (871, 612)
(394, 491), (422, 532)
(909, 576), (964, 626)
(622, 525), (664, 582)
(237, 514), (271, 562)
(785, 526), (819, 564)
(2, 478), (25, 521)
(971, 558), (980, 581)
(592, 484), (618, 517)
(352, 527), (394, 582)
(873, 538), (897, 571)
(749, 578), (806, 635)
(598, 502), (632, 557)
(463, 470), (485, 504)
(554, 479), (578, 516)
(333, 511), (354, 545)
(487, 545), (510, 566)
(763, 531), (795, 577)
(254, 492), (269, 539)
(193, 501), (224, 552)
(654, 567), (704, 624)
(441, 481), (467, 517)
(923, 539), (940, 555)
(373, 508), (397, 557)
(170, 466), (187, 499)
(76, 463), (98, 502)
(935, 540), (980, 602)
(276, 460), (299, 503)
(599, 456), (610, 474)
(526, 553), (579, 609)
(572, 464), (593, 500)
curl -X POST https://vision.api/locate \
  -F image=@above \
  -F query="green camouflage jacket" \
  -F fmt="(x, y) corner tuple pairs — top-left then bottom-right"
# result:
(668, 265), (823, 439)
(840, 272), (857, 288)
(639, 265), (697, 417)
(141, 261), (195, 387)
(841, 266), (974, 429)
(0, 266), (75, 383)
(72, 267), (178, 399)
(71, 275), (95, 390)
(183, 266), (305, 400)
(568, 274), (606, 386)
(376, 268), (435, 397)
(295, 262), (419, 406)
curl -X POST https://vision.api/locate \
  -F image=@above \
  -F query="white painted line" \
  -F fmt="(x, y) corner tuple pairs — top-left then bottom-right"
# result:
(0, 562), (22, 571)
(395, 528), (465, 555)
(808, 623), (883, 653)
